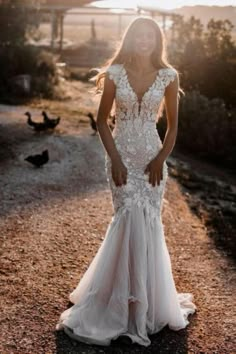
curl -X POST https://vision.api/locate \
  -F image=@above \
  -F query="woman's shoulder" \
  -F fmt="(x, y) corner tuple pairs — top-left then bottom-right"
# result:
(106, 63), (123, 74)
(161, 66), (178, 76)
(160, 66), (178, 86)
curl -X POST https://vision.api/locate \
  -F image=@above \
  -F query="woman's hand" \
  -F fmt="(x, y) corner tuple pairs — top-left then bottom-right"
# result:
(144, 155), (165, 187)
(111, 156), (127, 187)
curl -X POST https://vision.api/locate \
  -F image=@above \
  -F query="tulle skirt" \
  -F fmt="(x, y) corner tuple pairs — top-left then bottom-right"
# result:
(55, 203), (196, 347)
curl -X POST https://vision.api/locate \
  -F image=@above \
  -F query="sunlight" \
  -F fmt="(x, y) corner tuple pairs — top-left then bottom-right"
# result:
(91, 0), (236, 10)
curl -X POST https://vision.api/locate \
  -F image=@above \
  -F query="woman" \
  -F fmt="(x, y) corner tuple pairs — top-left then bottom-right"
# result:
(56, 16), (196, 347)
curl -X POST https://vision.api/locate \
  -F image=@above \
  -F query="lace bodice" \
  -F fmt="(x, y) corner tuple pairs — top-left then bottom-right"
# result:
(104, 64), (177, 222)
(107, 64), (177, 121)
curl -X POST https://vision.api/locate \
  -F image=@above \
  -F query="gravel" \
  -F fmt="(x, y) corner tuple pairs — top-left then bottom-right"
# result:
(0, 87), (235, 353)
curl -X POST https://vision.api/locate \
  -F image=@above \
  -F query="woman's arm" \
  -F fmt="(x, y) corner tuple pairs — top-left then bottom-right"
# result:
(96, 73), (121, 162)
(144, 72), (179, 186)
(96, 72), (127, 186)
(157, 72), (179, 162)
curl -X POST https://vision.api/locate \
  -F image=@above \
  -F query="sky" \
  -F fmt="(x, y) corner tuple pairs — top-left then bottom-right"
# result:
(90, 0), (236, 10)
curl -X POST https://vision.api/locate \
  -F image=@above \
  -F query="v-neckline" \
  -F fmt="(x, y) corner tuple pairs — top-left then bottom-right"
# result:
(122, 64), (164, 107)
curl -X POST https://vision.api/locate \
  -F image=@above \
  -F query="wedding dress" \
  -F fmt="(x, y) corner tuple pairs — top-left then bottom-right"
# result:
(55, 64), (196, 347)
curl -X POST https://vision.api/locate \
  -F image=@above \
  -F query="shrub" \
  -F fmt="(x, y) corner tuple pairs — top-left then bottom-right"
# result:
(157, 90), (235, 169)
(177, 91), (236, 168)
(0, 46), (59, 100)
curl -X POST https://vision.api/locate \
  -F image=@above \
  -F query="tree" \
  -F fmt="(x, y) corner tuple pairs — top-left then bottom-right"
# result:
(204, 19), (235, 59)
(169, 15), (236, 107)
(0, 0), (41, 47)
(0, 1), (58, 100)
(170, 14), (204, 54)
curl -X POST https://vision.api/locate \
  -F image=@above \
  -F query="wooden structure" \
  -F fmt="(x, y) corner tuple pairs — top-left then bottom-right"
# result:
(40, 0), (97, 50)
(31, 1), (175, 51)
(137, 5), (175, 33)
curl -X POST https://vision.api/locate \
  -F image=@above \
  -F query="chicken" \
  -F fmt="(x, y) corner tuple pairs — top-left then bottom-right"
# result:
(87, 112), (97, 135)
(87, 112), (115, 133)
(108, 113), (116, 131)
(25, 112), (48, 132)
(24, 149), (49, 167)
(110, 114), (116, 126)
(42, 111), (61, 129)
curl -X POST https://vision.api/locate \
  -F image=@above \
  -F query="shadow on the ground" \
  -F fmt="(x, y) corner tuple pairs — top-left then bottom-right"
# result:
(54, 318), (195, 354)
(169, 151), (236, 263)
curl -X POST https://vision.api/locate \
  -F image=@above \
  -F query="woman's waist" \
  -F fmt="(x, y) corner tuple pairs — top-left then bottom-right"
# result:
(105, 140), (163, 167)
(105, 155), (168, 176)
(112, 130), (162, 145)
(113, 118), (157, 129)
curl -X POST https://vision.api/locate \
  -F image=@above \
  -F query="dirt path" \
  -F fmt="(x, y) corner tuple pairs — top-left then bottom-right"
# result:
(0, 96), (235, 353)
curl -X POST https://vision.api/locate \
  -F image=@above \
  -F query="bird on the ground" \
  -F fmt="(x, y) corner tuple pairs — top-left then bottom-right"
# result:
(24, 149), (49, 167)
(42, 111), (61, 129)
(108, 114), (116, 131)
(25, 112), (49, 132)
(110, 114), (116, 126)
(87, 112), (97, 135)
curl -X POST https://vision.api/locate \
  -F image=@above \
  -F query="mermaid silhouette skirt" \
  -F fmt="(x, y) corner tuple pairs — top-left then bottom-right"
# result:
(55, 142), (196, 347)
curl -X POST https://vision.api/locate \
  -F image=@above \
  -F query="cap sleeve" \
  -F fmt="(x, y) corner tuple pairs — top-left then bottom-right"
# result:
(164, 68), (178, 88)
(106, 64), (122, 86)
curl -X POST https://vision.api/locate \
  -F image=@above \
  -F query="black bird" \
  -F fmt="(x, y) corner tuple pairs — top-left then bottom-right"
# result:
(25, 112), (48, 132)
(108, 113), (116, 131)
(110, 114), (116, 126)
(24, 149), (49, 168)
(42, 111), (61, 129)
(87, 112), (97, 135)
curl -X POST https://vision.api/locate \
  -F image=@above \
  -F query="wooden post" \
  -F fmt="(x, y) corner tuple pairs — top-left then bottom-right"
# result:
(91, 19), (96, 40)
(162, 14), (166, 33)
(51, 10), (56, 49)
(171, 15), (175, 40)
(118, 14), (122, 38)
(59, 13), (64, 52)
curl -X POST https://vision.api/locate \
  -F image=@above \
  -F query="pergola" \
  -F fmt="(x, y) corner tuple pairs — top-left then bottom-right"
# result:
(137, 5), (175, 33)
(38, 1), (175, 51)
(40, 0), (96, 50)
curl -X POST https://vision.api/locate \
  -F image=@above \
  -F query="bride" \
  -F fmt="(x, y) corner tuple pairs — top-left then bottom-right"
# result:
(56, 16), (196, 347)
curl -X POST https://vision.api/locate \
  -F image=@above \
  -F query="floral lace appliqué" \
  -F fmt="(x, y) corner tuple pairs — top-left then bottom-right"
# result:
(105, 64), (176, 222)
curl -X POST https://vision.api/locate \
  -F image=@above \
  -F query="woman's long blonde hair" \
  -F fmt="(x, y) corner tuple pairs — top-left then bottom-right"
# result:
(92, 16), (184, 120)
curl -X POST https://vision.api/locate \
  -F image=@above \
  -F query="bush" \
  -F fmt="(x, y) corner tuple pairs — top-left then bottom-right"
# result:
(0, 46), (59, 100)
(168, 16), (236, 108)
(176, 90), (236, 168)
(157, 90), (235, 169)
(0, 1), (41, 48)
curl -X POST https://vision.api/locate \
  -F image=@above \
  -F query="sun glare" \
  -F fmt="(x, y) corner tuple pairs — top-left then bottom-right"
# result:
(91, 0), (235, 10)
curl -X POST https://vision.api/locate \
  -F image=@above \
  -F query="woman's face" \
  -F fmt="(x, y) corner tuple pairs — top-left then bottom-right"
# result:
(132, 23), (156, 57)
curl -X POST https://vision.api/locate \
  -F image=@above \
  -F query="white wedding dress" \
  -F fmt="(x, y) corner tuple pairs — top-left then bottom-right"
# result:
(55, 64), (196, 347)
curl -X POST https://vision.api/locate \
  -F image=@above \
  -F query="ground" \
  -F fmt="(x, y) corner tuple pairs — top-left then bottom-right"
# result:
(0, 80), (235, 354)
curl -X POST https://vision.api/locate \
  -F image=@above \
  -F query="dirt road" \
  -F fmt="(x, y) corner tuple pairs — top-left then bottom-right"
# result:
(0, 97), (235, 353)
